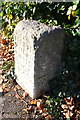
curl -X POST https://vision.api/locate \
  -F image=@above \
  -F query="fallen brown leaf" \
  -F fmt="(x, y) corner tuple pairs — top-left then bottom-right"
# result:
(61, 104), (68, 109)
(15, 93), (21, 99)
(63, 110), (73, 118)
(37, 101), (41, 107)
(22, 92), (28, 99)
(1, 39), (6, 44)
(23, 106), (33, 113)
(16, 85), (21, 90)
(64, 97), (73, 105)
(40, 100), (46, 109)
(45, 115), (51, 119)
(42, 112), (48, 117)
(0, 75), (3, 78)
(27, 106), (33, 111)
(8, 94), (11, 96)
(69, 105), (74, 110)
(30, 100), (37, 105)
(2, 83), (8, 89)
(13, 87), (17, 92)
(0, 79), (3, 84)
(4, 88), (10, 92)
(42, 108), (48, 113)
(22, 108), (28, 113)
(0, 70), (2, 74)
(37, 106), (41, 110)
(0, 85), (3, 92)
(39, 109), (43, 113)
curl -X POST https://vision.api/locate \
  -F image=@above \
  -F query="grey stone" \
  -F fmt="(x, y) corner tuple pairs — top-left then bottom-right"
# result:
(14, 20), (65, 99)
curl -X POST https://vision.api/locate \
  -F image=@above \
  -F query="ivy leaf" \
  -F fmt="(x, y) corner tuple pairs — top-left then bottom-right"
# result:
(75, 29), (80, 36)
(73, 17), (80, 28)
(76, 8), (80, 16)
(9, 14), (13, 19)
(3, 2), (7, 5)
(6, 7), (11, 14)
(65, 24), (71, 28)
(72, 5), (77, 11)
(73, 0), (79, 5)
(72, 11), (76, 17)
(68, 15), (71, 20)
(0, 11), (3, 16)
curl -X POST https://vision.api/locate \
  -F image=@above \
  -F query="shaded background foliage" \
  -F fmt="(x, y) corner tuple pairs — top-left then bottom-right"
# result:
(1, 2), (80, 38)
(0, 1), (80, 93)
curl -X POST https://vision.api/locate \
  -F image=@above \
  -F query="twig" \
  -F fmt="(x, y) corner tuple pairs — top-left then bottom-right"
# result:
(15, 91), (28, 105)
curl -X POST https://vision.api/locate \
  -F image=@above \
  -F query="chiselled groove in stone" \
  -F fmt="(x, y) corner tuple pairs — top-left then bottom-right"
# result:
(37, 75), (47, 79)
(14, 19), (65, 99)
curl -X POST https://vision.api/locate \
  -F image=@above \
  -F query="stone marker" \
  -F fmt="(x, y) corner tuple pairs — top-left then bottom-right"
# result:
(14, 20), (65, 99)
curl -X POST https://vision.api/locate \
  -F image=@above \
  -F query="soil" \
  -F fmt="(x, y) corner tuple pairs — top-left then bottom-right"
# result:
(2, 82), (34, 120)
(1, 78), (80, 120)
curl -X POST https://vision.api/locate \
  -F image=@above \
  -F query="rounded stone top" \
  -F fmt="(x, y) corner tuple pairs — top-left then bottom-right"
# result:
(14, 19), (64, 41)
(16, 19), (61, 29)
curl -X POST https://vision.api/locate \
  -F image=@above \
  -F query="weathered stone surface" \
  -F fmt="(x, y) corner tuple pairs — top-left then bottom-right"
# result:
(14, 20), (65, 99)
